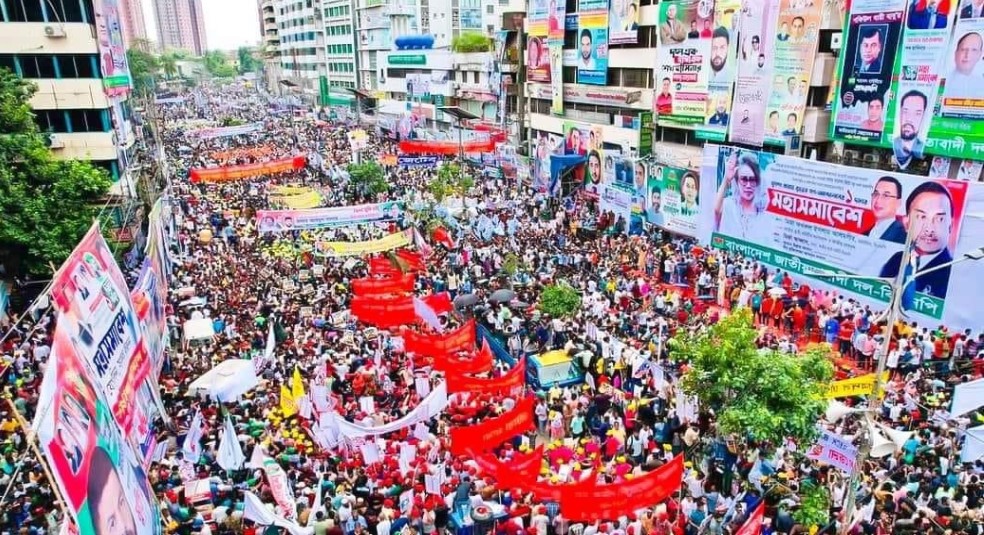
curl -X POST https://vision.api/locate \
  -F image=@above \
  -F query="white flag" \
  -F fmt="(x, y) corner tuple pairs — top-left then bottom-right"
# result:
(306, 478), (325, 528)
(243, 491), (314, 535)
(182, 410), (204, 463)
(217, 414), (246, 471)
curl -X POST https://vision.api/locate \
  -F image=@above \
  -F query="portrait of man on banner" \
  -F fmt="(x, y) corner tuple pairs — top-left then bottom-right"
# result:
(892, 90), (929, 169)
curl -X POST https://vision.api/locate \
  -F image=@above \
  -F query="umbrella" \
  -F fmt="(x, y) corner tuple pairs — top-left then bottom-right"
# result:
(489, 289), (516, 303)
(767, 287), (787, 297)
(508, 300), (530, 309)
(453, 294), (480, 308)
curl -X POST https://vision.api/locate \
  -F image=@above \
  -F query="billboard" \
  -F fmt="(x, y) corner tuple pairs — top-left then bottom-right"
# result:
(697, 144), (982, 330)
(563, 120), (605, 195)
(700, 0), (741, 141)
(528, 0), (549, 36)
(609, 0), (640, 44)
(549, 0), (566, 40)
(729, 0), (781, 146)
(34, 325), (161, 535)
(94, 0), (131, 96)
(528, 36), (552, 82)
(932, 12), (984, 159)
(761, 0), (824, 145)
(577, 1), (610, 85)
(549, 40), (565, 114)
(531, 131), (565, 195)
(646, 162), (702, 237)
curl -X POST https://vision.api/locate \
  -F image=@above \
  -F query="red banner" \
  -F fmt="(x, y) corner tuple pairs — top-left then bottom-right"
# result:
(189, 156), (307, 183)
(472, 445), (544, 489)
(368, 258), (403, 276)
(350, 298), (417, 328)
(399, 139), (496, 155)
(526, 476), (596, 503)
(350, 295), (414, 313)
(421, 292), (453, 315)
(446, 356), (525, 395)
(351, 274), (415, 296)
(396, 249), (426, 271)
(561, 455), (685, 521)
(449, 396), (535, 455)
(431, 339), (494, 375)
(734, 501), (765, 535)
(404, 320), (475, 358)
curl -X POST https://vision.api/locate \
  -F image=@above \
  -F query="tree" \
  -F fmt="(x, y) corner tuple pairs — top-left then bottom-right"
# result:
(668, 309), (834, 448)
(203, 50), (236, 78)
(0, 69), (112, 277)
(347, 162), (389, 196)
(539, 283), (582, 318)
(427, 162), (474, 203)
(237, 47), (261, 74)
(126, 47), (160, 96)
(452, 32), (492, 53)
(159, 52), (179, 80)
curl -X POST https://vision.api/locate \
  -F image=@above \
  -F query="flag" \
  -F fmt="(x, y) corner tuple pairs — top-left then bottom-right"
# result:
(280, 384), (297, 418)
(413, 227), (434, 257)
(413, 297), (444, 333)
(182, 410), (204, 463)
(243, 491), (314, 535)
(431, 226), (456, 249)
(292, 366), (306, 400)
(217, 413), (246, 471)
(306, 477), (325, 527)
(734, 500), (765, 535)
(248, 444), (270, 469)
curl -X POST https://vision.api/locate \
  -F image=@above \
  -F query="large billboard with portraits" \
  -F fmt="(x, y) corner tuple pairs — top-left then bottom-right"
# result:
(697, 144), (983, 330)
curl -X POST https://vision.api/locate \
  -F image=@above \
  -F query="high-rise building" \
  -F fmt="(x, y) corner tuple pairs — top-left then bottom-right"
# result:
(275, 0), (327, 94)
(258, 0), (283, 91)
(119, 0), (149, 46)
(0, 0), (137, 196)
(153, 0), (208, 55)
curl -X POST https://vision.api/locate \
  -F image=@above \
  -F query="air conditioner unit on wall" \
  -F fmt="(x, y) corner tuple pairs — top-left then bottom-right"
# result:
(48, 134), (65, 149)
(44, 25), (66, 38)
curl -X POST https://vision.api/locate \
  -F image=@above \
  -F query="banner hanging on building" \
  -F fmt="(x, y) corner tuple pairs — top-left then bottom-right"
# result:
(562, 120), (605, 195)
(528, 0), (550, 37)
(576, 1), (610, 85)
(729, 0), (780, 146)
(531, 132), (565, 194)
(549, 40), (565, 114)
(93, 0), (131, 96)
(655, 0), (716, 130)
(528, 36), (552, 82)
(256, 202), (404, 233)
(609, 0), (640, 44)
(697, 144), (982, 330)
(646, 162), (701, 237)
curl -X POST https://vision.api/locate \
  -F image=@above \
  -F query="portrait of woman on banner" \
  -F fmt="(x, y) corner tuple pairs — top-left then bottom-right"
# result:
(680, 172), (700, 217)
(713, 150), (768, 242)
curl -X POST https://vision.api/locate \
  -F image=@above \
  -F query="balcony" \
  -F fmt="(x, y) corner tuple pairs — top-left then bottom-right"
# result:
(386, 4), (415, 16)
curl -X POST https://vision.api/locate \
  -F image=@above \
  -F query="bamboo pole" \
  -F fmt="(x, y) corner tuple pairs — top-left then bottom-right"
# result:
(5, 398), (73, 523)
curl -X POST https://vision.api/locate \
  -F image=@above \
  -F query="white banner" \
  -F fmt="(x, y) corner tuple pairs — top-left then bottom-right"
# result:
(806, 429), (857, 473)
(328, 382), (449, 439)
(244, 491), (313, 535)
(263, 459), (298, 520)
(183, 410), (204, 463)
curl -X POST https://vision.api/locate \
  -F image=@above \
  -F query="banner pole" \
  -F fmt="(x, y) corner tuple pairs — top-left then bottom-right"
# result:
(6, 398), (73, 522)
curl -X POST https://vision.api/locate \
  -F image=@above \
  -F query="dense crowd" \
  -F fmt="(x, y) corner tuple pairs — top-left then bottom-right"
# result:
(0, 82), (982, 535)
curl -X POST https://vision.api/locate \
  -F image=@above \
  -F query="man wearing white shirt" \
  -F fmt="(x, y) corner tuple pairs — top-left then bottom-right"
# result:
(944, 32), (984, 100)
(579, 29), (597, 71)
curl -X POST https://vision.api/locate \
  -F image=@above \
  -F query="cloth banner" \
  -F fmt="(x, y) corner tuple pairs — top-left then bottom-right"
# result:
(190, 122), (262, 139)
(190, 156), (307, 183)
(561, 455), (685, 521)
(396, 250), (427, 271)
(472, 445), (545, 488)
(526, 476), (596, 503)
(421, 292), (453, 315)
(413, 297), (444, 333)
(427, 340), (495, 375)
(398, 156), (440, 168)
(449, 396), (535, 455)
(314, 230), (413, 257)
(262, 458), (298, 520)
(183, 409), (205, 463)
(735, 501), (766, 535)
(243, 491), (313, 535)
(256, 201), (403, 233)
(350, 298), (418, 328)
(960, 425), (984, 463)
(352, 274), (416, 296)
(951, 377), (984, 416)
(399, 139), (496, 155)
(446, 356), (526, 395)
(403, 320), (476, 358)
(824, 373), (889, 399)
(805, 430), (857, 473)
(369, 258), (405, 276)
(329, 382), (449, 439)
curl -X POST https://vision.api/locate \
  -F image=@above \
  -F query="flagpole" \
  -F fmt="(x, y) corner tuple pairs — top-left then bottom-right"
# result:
(6, 399), (73, 523)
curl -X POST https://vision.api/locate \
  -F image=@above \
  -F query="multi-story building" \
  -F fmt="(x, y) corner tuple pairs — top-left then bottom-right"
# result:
(153, 0), (208, 55)
(119, 0), (149, 46)
(259, 0), (283, 91)
(0, 0), (137, 198)
(322, 0), (358, 100)
(276, 0), (327, 95)
(356, 0), (417, 94)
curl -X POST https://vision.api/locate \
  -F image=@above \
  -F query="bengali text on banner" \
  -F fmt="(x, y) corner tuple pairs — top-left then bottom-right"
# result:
(729, 0), (780, 146)
(645, 162), (701, 237)
(314, 230), (413, 257)
(608, 0), (640, 44)
(576, 1), (610, 85)
(256, 201), (404, 233)
(189, 156), (307, 183)
(697, 0), (740, 142)
(656, 0), (716, 129)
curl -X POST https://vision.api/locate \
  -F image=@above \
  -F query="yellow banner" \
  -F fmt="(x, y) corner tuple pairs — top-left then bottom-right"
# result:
(291, 366), (306, 400)
(824, 373), (889, 399)
(271, 185), (312, 196)
(272, 190), (322, 209)
(315, 230), (412, 257)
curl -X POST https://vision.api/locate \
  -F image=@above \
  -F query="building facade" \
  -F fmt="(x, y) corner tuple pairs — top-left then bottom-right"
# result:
(275, 0), (327, 94)
(118, 0), (148, 46)
(153, 0), (208, 55)
(259, 0), (283, 91)
(0, 0), (136, 196)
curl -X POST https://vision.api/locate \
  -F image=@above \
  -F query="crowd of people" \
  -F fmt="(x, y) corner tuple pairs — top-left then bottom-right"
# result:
(0, 82), (982, 535)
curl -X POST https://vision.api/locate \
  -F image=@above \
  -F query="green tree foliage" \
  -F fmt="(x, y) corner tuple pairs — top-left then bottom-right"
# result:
(539, 283), (582, 318)
(347, 162), (389, 195)
(0, 69), (112, 276)
(791, 481), (832, 528)
(668, 309), (834, 447)
(427, 162), (474, 203)
(159, 52), (179, 79)
(237, 47), (261, 74)
(126, 47), (160, 96)
(452, 32), (492, 53)
(203, 51), (237, 78)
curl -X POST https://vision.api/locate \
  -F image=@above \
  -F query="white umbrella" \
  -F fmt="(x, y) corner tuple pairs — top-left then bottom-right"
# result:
(767, 287), (787, 297)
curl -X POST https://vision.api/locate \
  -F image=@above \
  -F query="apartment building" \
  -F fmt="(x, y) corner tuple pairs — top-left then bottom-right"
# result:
(153, 0), (208, 55)
(276, 0), (327, 95)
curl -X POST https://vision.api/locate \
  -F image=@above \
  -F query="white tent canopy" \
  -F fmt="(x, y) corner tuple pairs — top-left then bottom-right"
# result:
(187, 359), (260, 402)
(183, 318), (216, 342)
(961, 425), (984, 463)
(951, 377), (984, 416)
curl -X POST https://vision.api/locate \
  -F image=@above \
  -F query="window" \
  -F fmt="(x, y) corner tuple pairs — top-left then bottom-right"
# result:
(621, 68), (650, 88)
(46, 0), (85, 22)
(19, 55), (56, 78)
(562, 66), (576, 84)
(34, 109), (67, 132)
(66, 109), (106, 133)
(486, 5), (494, 13)
(58, 55), (98, 78)
(0, 55), (16, 73)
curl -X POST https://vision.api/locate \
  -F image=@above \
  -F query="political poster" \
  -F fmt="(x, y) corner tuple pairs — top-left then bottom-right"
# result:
(831, 1), (906, 144)
(33, 325), (161, 535)
(656, 0), (716, 129)
(576, 1), (610, 85)
(93, 0), (131, 96)
(49, 223), (152, 440)
(697, 144), (984, 330)
(599, 183), (635, 234)
(549, 40), (565, 114)
(806, 430), (858, 473)
(549, 0), (566, 40)
(762, 0), (824, 145)
(256, 201), (404, 233)
(528, 0), (549, 37)
(886, 0), (957, 170)
(698, 0), (741, 142)
(562, 120), (605, 195)
(527, 36), (552, 82)
(729, 0), (780, 146)
(931, 14), (984, 159)
(531, 131), (565, 195)
(609, 0), (640, 44)
(646, 163), (701, 238)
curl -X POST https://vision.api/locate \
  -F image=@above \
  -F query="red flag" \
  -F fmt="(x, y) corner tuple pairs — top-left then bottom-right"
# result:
(421, 292), (453, 315)
(431, 226), (456, 249)
(449, 396), (535, 455)
(734, 501), (765, 535)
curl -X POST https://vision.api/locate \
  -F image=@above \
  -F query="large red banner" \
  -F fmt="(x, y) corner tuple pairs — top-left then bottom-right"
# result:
(562, 455), (685, 521)
(189, 156), (307, 183)
(472, 445), (544, 489)
(404, 320), (475, 358)
(430, 339), (494, 375)
(350, 297), (417, 328)
(351, 274), (415, 296)
(449, 396), (534, 455)
(446, 356), (525, 395)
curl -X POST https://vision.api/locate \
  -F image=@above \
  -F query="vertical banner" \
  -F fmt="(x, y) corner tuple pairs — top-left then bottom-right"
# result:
(549, 0), (566, 40)
(532, 132), (565, 194)
(577, 0), (610, 85)
(33, 327), (161, 535)
(697, 144), (976, 327)
(563, 120), (605, 195)
(699, 0), (741, 141)
(49, 224), (152, 445)
(888, 0), (957, 169)
(656, 0), (716, 128)
(609, 0), (640, 44)
(549, 41), (565, 114)
(529, 0), (549, 36)
(646, 163), (701, 237)
(730, 0), (781, 146)
(93, 0), (131, 96)
(763, 0), (824, 144)
(932, 14), (984, 158)
(830, 1), (906, 144)
(528, 36), (552, 82)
